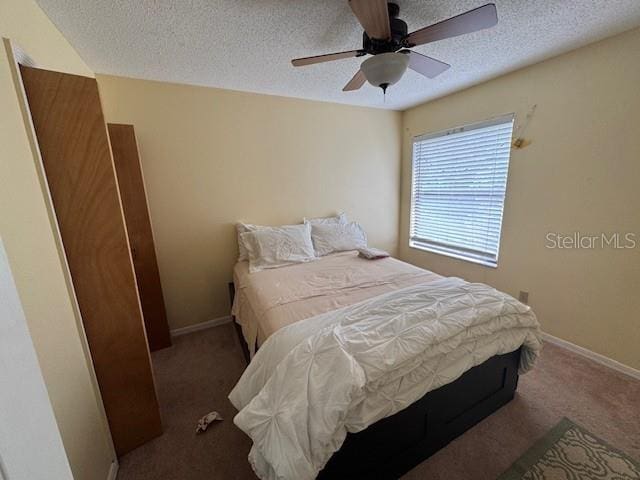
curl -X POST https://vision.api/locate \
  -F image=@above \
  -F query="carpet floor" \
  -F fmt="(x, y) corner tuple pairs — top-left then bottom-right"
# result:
(116, 323), (639, 480)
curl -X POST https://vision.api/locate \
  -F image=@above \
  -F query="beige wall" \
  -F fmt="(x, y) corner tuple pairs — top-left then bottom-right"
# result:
(96, 75), (402, 329)
(3, 13), (634, 477)
(0, 1), (115, 479)
(400, 27), (640, 370)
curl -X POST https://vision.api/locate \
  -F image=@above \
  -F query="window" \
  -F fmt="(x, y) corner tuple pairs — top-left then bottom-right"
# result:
(410, 114), (515, 267)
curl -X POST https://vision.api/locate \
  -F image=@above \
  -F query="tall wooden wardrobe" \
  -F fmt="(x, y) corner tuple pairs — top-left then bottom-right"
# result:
(19, 65), (168, 455)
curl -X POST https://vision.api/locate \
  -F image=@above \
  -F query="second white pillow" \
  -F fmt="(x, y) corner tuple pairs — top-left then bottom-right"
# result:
(242, 223), (316, 273)
(311, 222), (367, 256)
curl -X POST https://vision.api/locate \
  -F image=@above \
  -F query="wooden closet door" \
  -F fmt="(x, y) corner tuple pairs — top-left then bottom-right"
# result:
(20, 65), (162, 456)
(108, 124), (171, 351)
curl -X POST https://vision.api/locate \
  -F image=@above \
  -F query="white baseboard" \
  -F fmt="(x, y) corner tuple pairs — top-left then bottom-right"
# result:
(542, 332), (640, 381)
(170, 315), (232, 337)
(107, 460), (118, 480)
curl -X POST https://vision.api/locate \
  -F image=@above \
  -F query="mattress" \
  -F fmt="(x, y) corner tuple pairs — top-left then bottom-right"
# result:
(231, 251), (442, 355)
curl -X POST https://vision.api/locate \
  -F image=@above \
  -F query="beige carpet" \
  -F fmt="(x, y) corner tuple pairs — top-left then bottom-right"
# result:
(116, 323), (640, 480)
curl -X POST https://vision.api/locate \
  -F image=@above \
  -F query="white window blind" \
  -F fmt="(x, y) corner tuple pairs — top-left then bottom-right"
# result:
(410, 114), (514, 267)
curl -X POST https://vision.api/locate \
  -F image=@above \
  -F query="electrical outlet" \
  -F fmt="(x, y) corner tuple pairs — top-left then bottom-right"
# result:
(519, 291), (529, 304)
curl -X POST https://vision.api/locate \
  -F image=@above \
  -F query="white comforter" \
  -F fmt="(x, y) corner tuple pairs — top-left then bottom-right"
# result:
(229, 277), (542, 480)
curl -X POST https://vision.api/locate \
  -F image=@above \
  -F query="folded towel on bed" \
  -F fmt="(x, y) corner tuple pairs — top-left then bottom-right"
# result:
(357, 247), (389, 259)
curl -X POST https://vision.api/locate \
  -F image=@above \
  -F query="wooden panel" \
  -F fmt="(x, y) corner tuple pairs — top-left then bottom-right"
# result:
(108, 124), (171, 351)
(20, 65), (162, 456)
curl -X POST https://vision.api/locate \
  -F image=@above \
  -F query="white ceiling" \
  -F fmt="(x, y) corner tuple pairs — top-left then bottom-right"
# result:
(36, 0), (640, 110)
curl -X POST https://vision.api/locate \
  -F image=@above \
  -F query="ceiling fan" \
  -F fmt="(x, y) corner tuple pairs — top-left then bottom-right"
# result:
(291, 1), (498, 94)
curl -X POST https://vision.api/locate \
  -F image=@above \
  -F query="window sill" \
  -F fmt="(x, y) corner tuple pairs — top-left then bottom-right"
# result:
(409, 241), (498, 269)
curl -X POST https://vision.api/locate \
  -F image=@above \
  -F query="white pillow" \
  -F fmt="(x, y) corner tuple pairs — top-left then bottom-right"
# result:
(311, 222), (367, 256)
(236, 223), (259, 261)
(241, 223), (316, 273)
(303, 212), (348, 225)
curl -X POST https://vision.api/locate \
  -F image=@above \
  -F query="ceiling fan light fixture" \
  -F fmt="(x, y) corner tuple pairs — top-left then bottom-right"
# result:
(360, 52), (409, 92)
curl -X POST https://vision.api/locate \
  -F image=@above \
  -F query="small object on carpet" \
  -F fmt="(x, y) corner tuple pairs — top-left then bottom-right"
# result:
(498, 417), (640, 479)
(196, 411), (223, 434)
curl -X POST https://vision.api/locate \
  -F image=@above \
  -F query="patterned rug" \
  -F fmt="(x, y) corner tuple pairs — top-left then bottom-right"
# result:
(498, 418), (640, 479)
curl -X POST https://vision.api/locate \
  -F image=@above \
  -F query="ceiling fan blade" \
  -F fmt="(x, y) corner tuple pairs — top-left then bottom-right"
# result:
(406, 51), (450, 79)
(343, 70), (366, 91)
(292, 50), (363, 67)
(349, 0), (391, 40)
(405, 3), (498, 47)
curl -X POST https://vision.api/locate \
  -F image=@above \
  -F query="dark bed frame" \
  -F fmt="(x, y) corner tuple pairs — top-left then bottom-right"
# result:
(228, 282), (521, 479)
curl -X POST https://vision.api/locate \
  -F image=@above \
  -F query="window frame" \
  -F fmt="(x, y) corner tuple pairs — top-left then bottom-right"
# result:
(409, 113), (515, 268)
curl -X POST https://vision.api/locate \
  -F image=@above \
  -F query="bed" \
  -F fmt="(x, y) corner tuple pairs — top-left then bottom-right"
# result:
(228, 251), (541, 480)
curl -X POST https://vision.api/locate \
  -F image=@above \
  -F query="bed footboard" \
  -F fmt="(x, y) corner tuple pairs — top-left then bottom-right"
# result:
(318, 348), (522, 479)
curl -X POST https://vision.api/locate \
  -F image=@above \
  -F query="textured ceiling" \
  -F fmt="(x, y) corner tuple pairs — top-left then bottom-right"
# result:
(36, 0), (640, 110)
